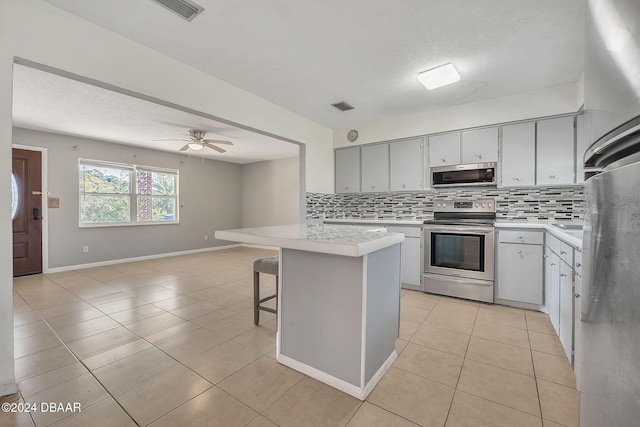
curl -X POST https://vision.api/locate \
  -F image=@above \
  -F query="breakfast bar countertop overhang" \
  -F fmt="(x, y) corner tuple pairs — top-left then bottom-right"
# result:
(214, 224), (405, 400)
(215, 223), (405, 257)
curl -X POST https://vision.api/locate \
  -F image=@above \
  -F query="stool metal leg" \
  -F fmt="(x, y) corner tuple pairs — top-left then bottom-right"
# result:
(253, 271), (260, 325)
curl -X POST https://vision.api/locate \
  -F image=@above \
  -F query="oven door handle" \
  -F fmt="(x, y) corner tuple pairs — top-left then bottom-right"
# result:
(423, 225), (494, 234)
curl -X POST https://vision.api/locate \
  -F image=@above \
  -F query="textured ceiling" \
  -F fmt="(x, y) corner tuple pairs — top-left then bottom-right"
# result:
(43, 0), (585, 129)
(12, 65), (300, 163)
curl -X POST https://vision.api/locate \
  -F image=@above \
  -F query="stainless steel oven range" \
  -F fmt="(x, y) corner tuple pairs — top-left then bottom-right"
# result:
(423, 199), (496, 303)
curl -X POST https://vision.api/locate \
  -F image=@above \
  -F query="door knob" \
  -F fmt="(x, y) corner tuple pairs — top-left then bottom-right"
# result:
(33, 207), (41, 220)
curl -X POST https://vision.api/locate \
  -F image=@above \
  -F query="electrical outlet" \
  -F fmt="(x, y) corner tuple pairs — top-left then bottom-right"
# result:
(82, 245), (89, 253)
(204, 234), (209, 241)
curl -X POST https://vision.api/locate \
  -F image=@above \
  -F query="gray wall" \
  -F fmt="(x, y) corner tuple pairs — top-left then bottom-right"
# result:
(13, 128), (243, 269)
(241, 156), (300, 227)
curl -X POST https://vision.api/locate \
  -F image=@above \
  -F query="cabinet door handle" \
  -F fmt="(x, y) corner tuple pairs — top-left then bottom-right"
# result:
(543, 255), (549, 259)
(576, 262), (581, 267)
(442, 158), (446, 163)
(517, 250), (523, 255)
(551, 263), (557, 266)
(475, 154), (482, 159)
(575, 293), (581, 298)
(513, 177), (521, 181)
(560, 273), (567, 277)
(550, 174), (558, 179)
(560, 250), (566, 255)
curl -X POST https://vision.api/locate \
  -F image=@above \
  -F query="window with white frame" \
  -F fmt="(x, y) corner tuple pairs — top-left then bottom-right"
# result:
(79, 159), (178, 226)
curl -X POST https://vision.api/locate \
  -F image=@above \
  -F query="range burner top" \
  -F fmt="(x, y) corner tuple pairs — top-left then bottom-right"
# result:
(427, 198), (497, 225)
(424, 218), (495, 226)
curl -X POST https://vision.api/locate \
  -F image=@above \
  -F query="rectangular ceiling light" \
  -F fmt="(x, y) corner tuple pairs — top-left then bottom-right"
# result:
(151, 0), (204, 21)
(418, 63), (461, 90)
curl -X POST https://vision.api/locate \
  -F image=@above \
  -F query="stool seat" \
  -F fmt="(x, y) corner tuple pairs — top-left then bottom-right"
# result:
(253, 256), (279, 325)
(253, 256), (279, 276)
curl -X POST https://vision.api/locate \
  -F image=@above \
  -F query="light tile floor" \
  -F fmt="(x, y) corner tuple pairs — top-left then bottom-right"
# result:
(2, 247), (579, 427)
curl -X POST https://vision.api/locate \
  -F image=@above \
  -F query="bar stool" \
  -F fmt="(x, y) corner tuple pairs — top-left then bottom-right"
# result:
(253, 256), (279, 325)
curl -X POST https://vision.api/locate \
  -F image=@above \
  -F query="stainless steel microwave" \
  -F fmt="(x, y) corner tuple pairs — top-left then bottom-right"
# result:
(431, 162), (497, 188)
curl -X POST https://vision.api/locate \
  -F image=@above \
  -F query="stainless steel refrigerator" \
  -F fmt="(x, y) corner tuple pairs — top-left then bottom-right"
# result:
(581, 1), (640, 425)
(582, 117), (640, 427)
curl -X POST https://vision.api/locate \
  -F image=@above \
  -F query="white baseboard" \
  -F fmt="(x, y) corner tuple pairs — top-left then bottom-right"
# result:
(45, 244), (241, 273)
(277, 350), (396, 400)
(0, 382), (18, 397)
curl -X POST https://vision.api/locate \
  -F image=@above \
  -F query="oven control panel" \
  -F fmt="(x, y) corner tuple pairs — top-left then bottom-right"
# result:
(433, 198), (496, 213)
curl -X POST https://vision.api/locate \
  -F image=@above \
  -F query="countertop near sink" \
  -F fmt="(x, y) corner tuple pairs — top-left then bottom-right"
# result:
(495, 221), (583, 248)
(322, 217), (584, 247)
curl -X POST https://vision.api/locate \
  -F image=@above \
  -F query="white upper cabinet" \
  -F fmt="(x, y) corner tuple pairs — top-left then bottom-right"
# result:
(390, 138), (424, 191)
(536, 116), (575, 185)
(428, 132), (461, 167)
(501, 122), (536, 187)
(576, 114), (586, 184)
(361, 143), (389, 193)
(461, 127), (499, 164)
(335, 147), (360, 193)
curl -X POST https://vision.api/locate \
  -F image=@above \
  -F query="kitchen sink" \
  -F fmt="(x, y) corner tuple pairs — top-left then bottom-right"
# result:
(552, 223), (584, 230)
(562, 229), (584, 238)
(551, 223), (584, 239)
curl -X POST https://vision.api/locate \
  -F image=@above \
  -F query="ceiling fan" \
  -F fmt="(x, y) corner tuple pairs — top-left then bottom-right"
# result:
(155, 129), (234, 153)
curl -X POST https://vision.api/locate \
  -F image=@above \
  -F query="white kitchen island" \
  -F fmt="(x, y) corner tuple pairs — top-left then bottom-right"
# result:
(215, 224), (404, 400)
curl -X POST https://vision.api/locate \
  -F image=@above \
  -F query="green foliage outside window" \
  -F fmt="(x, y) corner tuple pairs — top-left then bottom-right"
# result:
(79, 161), (178, 225)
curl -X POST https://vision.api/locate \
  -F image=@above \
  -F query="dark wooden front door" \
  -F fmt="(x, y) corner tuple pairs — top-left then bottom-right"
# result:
(12, 148), (43, 276)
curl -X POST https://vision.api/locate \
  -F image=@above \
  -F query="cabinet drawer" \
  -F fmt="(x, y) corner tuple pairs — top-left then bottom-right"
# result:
(574, 250), (583, 274)
(545, 233), (562, 254)
(386, 226), (422, 238)
(559, 242), (574, 266)
(498, 230), (544, 245)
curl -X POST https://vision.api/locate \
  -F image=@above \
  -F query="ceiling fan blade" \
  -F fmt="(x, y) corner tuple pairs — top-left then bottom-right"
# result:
(178, 144), (190, 152)
(203, 142), (226, 153)
(153, 138), (190, 142)
(203, 139), (233, 145)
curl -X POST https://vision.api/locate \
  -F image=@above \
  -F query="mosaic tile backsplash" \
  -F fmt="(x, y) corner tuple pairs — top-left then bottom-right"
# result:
(306, 185), (585, 221)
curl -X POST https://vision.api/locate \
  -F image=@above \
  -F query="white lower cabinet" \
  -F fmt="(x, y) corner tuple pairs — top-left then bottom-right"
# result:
(497, 242), (543, 304)
(401, 237), (422, 289)
(559, 260), (574, 362)
(387, 225), (422, 290)
(544, 234), (576, 364)
(573, 250), (583, 389)
(328, 222), (422, 290)
(545, 247), (561, 335)
(498, 228), (579, 366)
(496, 230), (543, 304)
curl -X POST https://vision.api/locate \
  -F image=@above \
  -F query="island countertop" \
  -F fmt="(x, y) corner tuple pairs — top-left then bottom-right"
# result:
(215, 224), (404, 257)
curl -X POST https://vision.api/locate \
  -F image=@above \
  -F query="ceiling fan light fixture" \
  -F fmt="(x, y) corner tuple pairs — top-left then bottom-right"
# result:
(418, 63), (461, 90)
(188, 142), (203, 150)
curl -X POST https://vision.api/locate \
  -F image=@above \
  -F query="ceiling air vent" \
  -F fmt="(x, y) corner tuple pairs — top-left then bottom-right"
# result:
(331, 101), (355, 112)
(150, 0), (204, 21)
